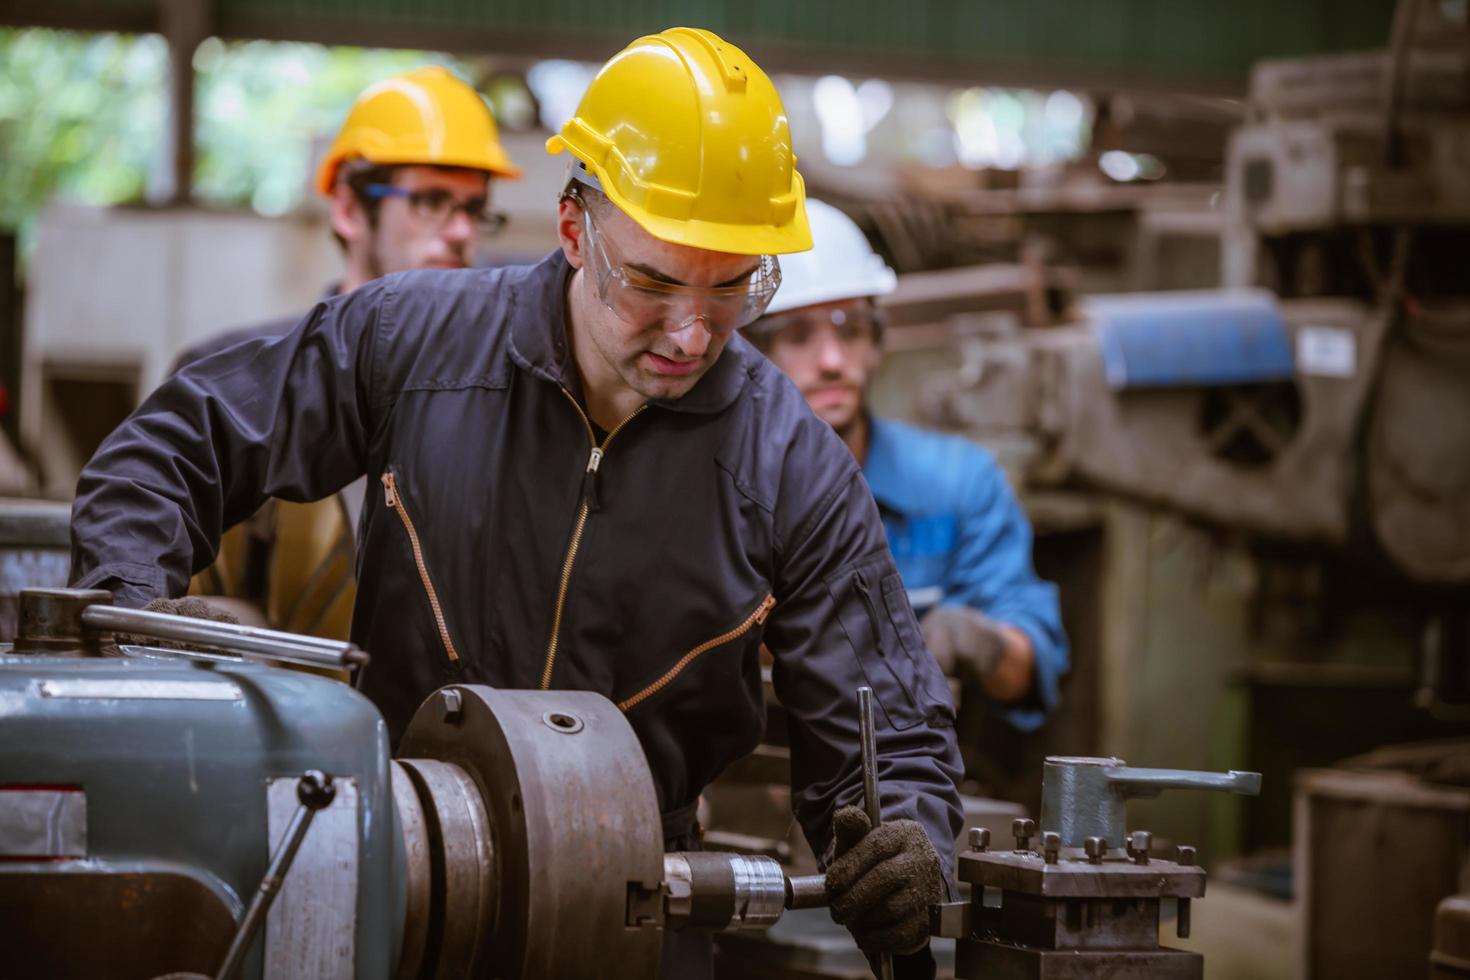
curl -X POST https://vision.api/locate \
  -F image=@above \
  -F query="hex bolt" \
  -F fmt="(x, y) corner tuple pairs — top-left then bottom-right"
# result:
(1042, 831), (1061, 865)
(1127, 830), (1152, 865)
(969, 827), (991, 853)
(1012, 817), (1035, 852)
(1084, 836), (1107, 864)
(1176, 844), (1197, 867)
(440, 687), (464, 724)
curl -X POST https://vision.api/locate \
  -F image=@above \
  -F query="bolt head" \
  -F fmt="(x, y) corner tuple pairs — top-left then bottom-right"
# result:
(969, 827), (991, 852)
(1084, 836), (1107, 863)
(1176, 844), (1197, 866)
(1041, 831), (1061, 864)
(441, 687), (464, 723)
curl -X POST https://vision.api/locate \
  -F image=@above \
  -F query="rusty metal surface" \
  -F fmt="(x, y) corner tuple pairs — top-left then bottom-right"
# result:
(958, 849), (1206, 898)
(399, 686), (664, 980)
(0, 869), (236, 979)
(395, 758), (496, 979)
(263, 775), (358, 980)
(390, 760), (432, 980)
(956, 938), (1202, 979)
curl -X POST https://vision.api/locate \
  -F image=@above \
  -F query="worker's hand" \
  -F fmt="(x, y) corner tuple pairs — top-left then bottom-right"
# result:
(115, 596), (241, 648)
(919, 605), (1006, 685)
(825, 804), (944, 962)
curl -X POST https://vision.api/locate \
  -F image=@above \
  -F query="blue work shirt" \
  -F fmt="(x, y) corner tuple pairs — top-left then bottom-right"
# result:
(863, 416), (1068, 731)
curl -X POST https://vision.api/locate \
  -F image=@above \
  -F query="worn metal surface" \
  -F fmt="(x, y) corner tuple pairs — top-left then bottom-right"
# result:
(1298, 766), (1470, 980)
(664, 852), (789, 931)
(0, 869), (236, 978)
(389, 761), (432, 980)
(399, 686), (664, 979)
(394, 758), (496, 979)
(927, 299), (1387, 545)
(956, 938), (1202, 979)
(263, 775), (357, 980)
(0, 498), (71, 644)
(13, 587), (113, 653)
(0, 654), (402, 979)
(0, 786), (86, 857)
(1039, 756), (1261, 847)
(80, 601), (368, 671)
(958, 849), (1206, 899)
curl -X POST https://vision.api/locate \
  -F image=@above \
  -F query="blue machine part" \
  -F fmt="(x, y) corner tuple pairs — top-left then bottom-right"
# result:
(1085, 289), (1295, 390)
(0, 654), (404, 979)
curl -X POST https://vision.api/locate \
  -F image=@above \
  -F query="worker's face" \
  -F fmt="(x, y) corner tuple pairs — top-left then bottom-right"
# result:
(559, 197), (762, 403)
(756, 300), (882, 435)
(335, 165), (492, 283)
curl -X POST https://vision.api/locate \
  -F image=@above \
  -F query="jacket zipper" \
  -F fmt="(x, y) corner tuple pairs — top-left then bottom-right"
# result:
(382, 471), (461, 664)
(617, 594), (777, 712)
(539, 391), (646, 689)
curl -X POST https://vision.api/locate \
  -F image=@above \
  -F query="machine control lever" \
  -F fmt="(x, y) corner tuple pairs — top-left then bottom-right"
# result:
(214, 770), (336, 980)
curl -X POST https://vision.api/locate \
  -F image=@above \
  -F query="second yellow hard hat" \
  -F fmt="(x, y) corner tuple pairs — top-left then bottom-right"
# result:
(316, 65), (522, 196)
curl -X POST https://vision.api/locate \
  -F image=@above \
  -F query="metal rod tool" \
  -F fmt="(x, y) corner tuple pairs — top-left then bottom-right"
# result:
(857, 685), (895, 980)
(81, 604), (369, 672)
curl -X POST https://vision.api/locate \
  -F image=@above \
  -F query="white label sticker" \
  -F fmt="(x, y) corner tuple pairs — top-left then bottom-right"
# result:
(1296, 326), (1356, 378)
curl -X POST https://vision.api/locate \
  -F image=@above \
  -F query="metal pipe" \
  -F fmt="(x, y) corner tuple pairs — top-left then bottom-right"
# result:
(856, 685), (894, 980)
(784, 874), (828, 910)
(81, 605), (368, 671)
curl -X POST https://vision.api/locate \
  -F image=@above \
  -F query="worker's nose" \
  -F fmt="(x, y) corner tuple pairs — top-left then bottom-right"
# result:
(667, 315), (714, 359)
(815, 330), (846, 374)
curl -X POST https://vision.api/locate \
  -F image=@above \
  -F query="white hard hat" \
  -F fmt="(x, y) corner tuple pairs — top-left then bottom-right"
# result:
(763, 199), (897, 316)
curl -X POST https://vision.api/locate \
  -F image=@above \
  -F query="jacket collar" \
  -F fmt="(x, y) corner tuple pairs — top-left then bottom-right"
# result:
(507, 249), (750, 415)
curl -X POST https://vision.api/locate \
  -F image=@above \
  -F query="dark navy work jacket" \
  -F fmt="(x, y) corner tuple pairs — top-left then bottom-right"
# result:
(70, 250), (964, 869)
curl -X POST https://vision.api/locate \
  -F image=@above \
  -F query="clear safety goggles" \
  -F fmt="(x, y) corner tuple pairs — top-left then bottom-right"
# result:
(749, 304), (885, 347)
(578, 200), (781, 336)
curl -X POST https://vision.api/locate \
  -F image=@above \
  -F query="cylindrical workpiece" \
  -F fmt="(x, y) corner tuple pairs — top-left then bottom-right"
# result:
(663, 852), (788, 930)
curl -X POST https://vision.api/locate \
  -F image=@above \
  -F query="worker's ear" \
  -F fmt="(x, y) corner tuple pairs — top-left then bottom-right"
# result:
(557, 195), (587, 270)
(330, 182), (370, 247)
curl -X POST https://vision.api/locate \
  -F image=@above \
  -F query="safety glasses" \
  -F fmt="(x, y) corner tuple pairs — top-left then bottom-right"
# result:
(362, 183), (508, 237)
(579, 204), (781, 336)
(750, 305), (885, 347)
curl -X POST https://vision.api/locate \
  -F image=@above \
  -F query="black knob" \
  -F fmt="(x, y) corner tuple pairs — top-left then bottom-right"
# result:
(297, 770), (336, 810)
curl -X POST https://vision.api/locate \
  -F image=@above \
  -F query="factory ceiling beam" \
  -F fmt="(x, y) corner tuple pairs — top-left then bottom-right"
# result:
(2, 0), (1399, 97)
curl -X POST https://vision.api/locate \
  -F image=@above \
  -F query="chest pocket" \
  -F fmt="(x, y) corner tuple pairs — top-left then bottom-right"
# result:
(824, 550), (946, 731)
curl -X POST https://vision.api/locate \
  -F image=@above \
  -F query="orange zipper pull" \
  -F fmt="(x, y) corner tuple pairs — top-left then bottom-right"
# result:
(382, 472), (398, 507)
(754, 594), (777, 625)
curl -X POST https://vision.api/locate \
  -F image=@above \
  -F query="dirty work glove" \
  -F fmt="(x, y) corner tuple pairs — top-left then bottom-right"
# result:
(826, 804), (944, 969)
(919, 605), (1006, 686)
(115, 596), (240, 648)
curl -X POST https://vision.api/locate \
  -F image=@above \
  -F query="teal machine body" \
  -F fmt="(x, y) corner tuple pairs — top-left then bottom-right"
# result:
(0, 649), (404, 978)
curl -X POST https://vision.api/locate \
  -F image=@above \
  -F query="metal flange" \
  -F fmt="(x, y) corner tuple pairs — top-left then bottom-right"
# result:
(399, 686), (664, 980)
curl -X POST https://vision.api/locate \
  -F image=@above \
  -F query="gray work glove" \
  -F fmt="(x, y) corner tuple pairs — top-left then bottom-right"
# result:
(825, 805), (944, 964)
(115, 596), (240, 648)
(919, 605), (1006, 685)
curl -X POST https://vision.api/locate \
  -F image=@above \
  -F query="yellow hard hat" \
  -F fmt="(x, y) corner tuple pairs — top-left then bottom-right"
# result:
(315, 65), (522, 196)
(546, 27), (811, 256)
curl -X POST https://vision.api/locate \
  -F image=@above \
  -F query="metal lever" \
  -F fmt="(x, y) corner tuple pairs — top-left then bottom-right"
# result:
(857, 686), (895, 980)
(1040, 756), (1261, 848)
(81, 604), (369, 673)
(214, 770), (337, 980)
(1107, 767), (1262, 799)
